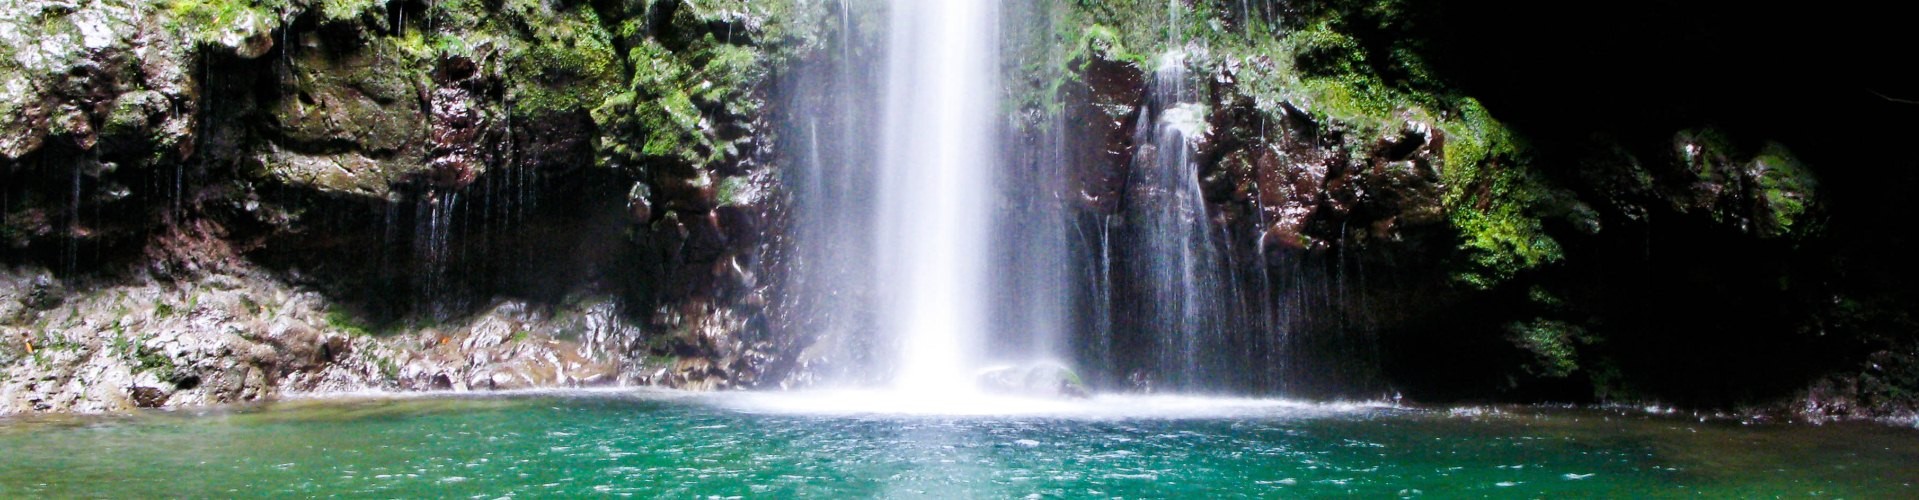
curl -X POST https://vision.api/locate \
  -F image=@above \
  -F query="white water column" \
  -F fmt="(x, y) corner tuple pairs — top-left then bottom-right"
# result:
(876, 0), (1000, 393)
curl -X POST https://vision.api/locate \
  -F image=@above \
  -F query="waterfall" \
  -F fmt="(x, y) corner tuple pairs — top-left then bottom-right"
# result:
(875, 0), (1001, 392)
(1113, 48), (1236, 391)
(784, 0), (1301, 396)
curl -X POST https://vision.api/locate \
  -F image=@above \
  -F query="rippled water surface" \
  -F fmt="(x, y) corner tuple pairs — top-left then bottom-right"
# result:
(2, 390), (1915, 496)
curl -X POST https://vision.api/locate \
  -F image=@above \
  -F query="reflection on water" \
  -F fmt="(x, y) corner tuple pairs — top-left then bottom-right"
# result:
(1, 390), (1915, 497)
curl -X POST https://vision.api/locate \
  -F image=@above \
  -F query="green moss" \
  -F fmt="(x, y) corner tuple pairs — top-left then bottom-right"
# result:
(638, 89), (701, 161)
(1074, 24), (1152, 69)
(1450, 203), (1561, 288)
(1672, 130), (1819, 238)
(1436, 100), (1563, 288)
(164, 0), (288, 45)
(693, 42), (768, 113)
(130, 337), (181, 383)
(593, 1), (794, 173)
(391, 28), (436, 61)
(1751, 142), (1817, 237)
(373, 353), (399, 381)
(504, 4), (625, 119)
(325, 309), (372, 337)
(153, 300), (177, 318)
(1506, 318), (1587, 378)
(317, 0), (377, 21)
(103, 91), (154, 136)
(1286, 20), (1366, 74)
(715, 175), (749, 207)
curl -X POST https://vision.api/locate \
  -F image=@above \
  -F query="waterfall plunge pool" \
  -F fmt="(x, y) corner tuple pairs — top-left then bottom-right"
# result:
(2, 390), (1914, 496)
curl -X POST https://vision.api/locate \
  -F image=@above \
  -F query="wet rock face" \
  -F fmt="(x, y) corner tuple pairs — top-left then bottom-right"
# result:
(259, 29), (431, 197)
(0, 261), (658, 415)
(1, 0), (808, 414)
(1, 1), (198, 260)
(424, 56), (502, 190)
(0, 266), (358, 414)
(1064, 58), (1448, 255)
(1570, 128), (1820, 241)
(386, 300), (629, 392)
(1207, 95), (1446, 255)
(1, 1), (195, 164)
(1061, 54), (1146, 214)
(1666, 131), (1817, 238)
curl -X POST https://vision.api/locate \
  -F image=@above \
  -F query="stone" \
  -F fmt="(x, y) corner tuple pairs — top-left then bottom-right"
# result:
(975, 362), (1091, 399)
(1062, 53), (1147, 214)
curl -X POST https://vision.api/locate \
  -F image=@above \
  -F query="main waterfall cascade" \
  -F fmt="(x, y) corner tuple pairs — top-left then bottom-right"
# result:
(781, 0), (1011, 392)
(783, 0), (1375, 396)
(875, 0), (1002, 393)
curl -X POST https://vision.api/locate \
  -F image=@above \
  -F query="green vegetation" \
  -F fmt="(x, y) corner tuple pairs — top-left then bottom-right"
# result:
(497, 0), (625, 120)
(154, 300), (177, 318)
(1673, 129), (1820, 239)
(715, 176), (750, 207)
(1506, 318), (1588, 378)
(316, 0), (378, 21)
(125, 335), (182, 384)
(594, 2), (779, 173)
(1269, 6), (1564, 288)
(1438, 101), (1564, 288)
(1751, 142), (1817, 237)
(108, 325), (133, 358)
(325, 309), (373, 337)
(1030, 0), (1564, 289)
(164, 0), (290, 48)
(102, 90), (158, 137)
(374, 353), (400, 381)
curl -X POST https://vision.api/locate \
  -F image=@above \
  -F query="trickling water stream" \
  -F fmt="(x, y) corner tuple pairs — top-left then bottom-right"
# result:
(1122, 49), (1237, 391)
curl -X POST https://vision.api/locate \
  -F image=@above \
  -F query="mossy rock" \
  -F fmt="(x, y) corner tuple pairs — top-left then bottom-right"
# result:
(1670, 129), (1820, 239)
(165, 0), (289, 58)
(257, 32), (429, 195)
(593, 0), (791, 174)
(501, 0), (625, 120)
(1750, 142), (1817, 238)
(1436, 100), (1564, 288)
(1506, 318), (1590, 379)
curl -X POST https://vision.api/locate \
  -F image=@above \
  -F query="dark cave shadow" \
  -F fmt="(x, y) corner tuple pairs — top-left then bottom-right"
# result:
(234, 164), (660, 331)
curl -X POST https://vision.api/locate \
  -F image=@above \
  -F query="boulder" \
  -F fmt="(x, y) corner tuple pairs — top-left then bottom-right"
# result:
(975, 361), (1091, 399)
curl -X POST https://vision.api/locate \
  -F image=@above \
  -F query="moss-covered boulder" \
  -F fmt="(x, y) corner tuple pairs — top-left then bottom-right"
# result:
(257, 30), (430, 196)
(1668, 129), (1819, 238)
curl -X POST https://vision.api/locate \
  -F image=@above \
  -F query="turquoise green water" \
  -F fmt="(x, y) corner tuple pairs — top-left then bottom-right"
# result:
(1, 390), (1914, 497)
